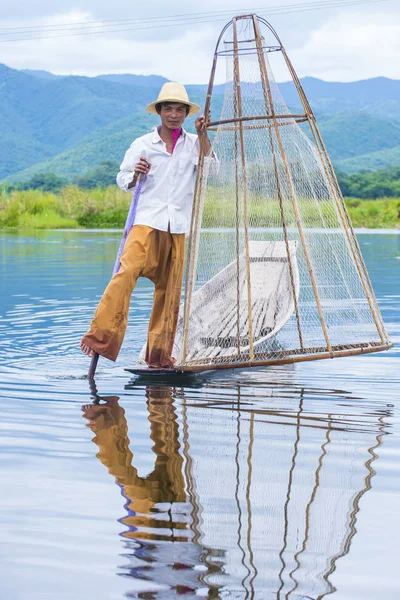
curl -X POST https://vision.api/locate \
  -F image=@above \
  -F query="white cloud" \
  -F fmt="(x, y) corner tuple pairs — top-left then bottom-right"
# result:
(0, 3), (399, 83)
(0, 11), (219, 82)
(291, 10), (400, 81)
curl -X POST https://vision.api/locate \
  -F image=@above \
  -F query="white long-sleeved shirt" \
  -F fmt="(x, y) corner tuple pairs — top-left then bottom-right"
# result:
(116, 127), (211, 234)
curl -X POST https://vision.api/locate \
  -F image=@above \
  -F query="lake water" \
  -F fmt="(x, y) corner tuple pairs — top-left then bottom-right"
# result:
(0, 230), (399, 600)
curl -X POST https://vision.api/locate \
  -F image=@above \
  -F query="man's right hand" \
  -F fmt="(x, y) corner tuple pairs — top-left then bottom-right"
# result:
(129, 157), (151, 189)
(135, 157), (151, 176)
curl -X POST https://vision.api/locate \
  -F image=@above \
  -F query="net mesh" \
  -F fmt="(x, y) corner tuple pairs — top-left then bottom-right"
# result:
(173, 16), (390, 368)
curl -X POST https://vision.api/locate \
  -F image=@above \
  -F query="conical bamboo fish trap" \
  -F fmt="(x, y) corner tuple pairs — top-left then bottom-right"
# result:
(135, 13), (392, 375)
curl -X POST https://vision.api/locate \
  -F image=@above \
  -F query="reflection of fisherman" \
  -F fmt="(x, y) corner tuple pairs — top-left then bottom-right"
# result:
(82, 388), (186, 538)
(80, 82), (215, 368)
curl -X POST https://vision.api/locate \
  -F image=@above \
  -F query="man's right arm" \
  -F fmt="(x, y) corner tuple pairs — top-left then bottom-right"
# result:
(116, 142), (140, 192)
(116, 142), (151, 192)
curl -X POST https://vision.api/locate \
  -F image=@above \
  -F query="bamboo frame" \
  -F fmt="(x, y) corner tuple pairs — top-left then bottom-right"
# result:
(183, 339), (391, 367)
(177, 342), (392, 373)
(178, 13), (390, 371)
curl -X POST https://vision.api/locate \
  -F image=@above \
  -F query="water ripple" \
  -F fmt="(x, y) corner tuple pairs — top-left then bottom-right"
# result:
(0, 231), (399, 599)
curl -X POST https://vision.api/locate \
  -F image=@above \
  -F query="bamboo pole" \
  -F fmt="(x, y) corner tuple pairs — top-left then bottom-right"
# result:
(171, 342), (392, 372)
(251, 14), (304, 352)
(181, 38), (221, 364)
(207, 113), (307, 127)
(233, 59), (242, 359)
(252, 15), (332, 353)
(233, 17), (255, 361)
(184, 339), (389, 366)
(208, 119), (308, 131)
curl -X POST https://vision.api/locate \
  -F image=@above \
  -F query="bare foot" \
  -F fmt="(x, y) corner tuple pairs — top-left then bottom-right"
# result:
(80, 341), (95, 357)
(81, 397), (123, 428)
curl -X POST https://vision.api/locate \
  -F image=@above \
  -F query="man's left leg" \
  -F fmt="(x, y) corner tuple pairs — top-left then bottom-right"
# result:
(145, 231), (186, 368)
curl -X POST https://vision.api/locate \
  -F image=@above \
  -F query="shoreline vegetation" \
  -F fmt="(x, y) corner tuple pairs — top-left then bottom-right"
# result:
(0, 186), (399, 230)
(1, 163), (399, 230)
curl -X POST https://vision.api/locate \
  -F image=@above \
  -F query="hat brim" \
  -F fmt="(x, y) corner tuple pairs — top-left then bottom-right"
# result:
(146, 98), (201, 117)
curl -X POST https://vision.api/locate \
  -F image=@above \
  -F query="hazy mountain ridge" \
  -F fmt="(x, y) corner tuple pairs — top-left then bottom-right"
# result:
(1, 63), (399, 181)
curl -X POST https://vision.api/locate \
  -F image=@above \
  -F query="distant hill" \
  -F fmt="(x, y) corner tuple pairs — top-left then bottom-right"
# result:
(279, 76), (400, 121)
(22, 69), (169, 87)
(1, 63), (400, 182)
(18, 67), (400, 120)
(336, 145), (400, 173)
(7, 110), (399, 183)
(95, 73), (169, 87)
(315, 112), (400, 161)
(0, 63), (162, 179)
(21, 69), (64, 80)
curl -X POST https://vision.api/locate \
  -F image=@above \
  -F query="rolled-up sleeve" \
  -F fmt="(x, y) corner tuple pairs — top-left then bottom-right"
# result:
(116, 141), (141, 192)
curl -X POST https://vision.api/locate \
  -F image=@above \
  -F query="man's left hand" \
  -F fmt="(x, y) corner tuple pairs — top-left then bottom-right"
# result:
(195, 113), (210, 134)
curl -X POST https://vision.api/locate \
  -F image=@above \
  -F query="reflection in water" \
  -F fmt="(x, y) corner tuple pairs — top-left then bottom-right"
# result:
(83, 379), (388, 599)
(83, 383), (224, 598)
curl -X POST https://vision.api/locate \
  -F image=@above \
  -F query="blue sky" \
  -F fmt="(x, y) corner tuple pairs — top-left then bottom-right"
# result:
(0, 0), (399, 83)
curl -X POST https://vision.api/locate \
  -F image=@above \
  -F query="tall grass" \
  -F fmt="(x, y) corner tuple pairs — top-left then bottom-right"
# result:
(0, 186), (131, 229)
(0, 186), (399, 229)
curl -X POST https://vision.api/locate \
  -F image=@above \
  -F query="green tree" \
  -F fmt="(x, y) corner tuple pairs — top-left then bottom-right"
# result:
(17, 172), (69, 192)
(73, 160), (120, 189)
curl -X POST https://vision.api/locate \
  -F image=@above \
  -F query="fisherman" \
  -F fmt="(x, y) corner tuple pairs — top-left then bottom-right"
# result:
(80, 82), (214, 368)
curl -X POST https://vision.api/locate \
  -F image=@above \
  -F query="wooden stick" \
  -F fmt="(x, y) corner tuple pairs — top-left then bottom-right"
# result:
(233, 17), (255, 361)
(88, 353), (99, 381)
(207, 113), (307, 127)
(232, 54), (242, 359)
(251, 14), (304, 352)
(208, 119), (308, 131)
(179, 342), (392, 372)
(181, 37), (221, 364)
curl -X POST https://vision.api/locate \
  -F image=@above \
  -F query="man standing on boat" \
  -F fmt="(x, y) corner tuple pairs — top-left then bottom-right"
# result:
(80, 82), (214, 368)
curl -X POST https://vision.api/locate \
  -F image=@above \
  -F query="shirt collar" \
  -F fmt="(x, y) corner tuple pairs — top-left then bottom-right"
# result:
(151, 126), (187, 145)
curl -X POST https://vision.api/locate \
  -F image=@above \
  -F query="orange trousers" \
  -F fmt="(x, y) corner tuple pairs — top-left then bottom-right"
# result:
(81, 225), (186, 367)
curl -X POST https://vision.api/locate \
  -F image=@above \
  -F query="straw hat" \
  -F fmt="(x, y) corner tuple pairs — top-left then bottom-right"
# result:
(146, 82), (201, 116)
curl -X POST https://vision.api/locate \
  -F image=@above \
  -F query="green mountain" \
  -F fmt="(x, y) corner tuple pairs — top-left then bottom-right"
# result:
(6, 109), (400, 182)
(279, 76), (400, 121)
(314, 112), (400, 161)
(0, 63), (163, 179)
(3, 110), (205, 183)
(1, 63), (400, 182)
(336, 145), (400, 173)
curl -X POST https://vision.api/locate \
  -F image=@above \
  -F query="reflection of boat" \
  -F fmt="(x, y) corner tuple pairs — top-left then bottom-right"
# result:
(181, 381), (388, 598)
(84, 379), (388, 598)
